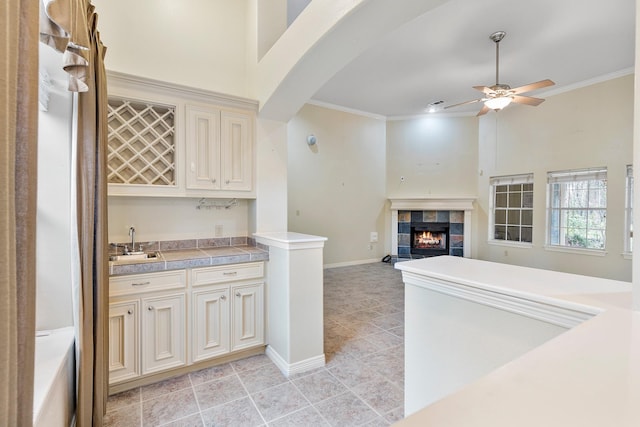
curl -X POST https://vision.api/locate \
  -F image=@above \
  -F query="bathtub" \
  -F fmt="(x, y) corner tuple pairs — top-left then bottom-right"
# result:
(33, 327), (75, 427)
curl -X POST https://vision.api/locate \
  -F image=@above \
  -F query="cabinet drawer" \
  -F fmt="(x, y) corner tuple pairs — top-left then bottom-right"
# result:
(192, 262), (264, 286)
(110, 270), (186, 297)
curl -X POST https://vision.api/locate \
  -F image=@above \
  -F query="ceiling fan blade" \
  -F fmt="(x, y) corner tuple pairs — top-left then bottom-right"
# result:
(444, 98), (484, 109)
(510, 79), (555, 95)
(476, 105), (491, 116)
(511, 95), (545, 106)
(473, 85), (496, 95)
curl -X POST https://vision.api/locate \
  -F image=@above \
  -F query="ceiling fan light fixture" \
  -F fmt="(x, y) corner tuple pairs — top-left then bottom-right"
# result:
(484, 96), (512, 110)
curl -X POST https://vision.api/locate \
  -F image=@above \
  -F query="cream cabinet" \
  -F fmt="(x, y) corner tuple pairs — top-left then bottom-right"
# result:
(108, 270), (187, 385)
(141, 293), (186, 375)
(185, 105), (254, 194)
(192, 286), (230, 362)
(106, 71), (257, 198)
(108, 300), (139, 383)
(109, 262), (265, 387)
(191, 262), (264, 363)
(231, 283), (264, 351)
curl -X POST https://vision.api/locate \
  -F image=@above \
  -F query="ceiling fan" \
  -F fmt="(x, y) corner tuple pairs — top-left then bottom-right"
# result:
(445, 31), (554, 116)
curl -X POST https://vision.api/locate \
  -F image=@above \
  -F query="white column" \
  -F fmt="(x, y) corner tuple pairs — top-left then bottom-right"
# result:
(254, 232), (328, 376)
(391, 209), (399, 257)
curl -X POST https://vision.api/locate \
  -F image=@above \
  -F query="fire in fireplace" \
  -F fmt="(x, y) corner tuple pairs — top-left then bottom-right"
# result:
(411, 222), (449, 257)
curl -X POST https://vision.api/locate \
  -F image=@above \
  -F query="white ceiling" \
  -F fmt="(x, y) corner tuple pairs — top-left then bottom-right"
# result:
(310, 0), (636, 118)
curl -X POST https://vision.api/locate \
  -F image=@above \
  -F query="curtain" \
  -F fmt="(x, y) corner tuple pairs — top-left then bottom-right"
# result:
(74, 4), (109, 425)
(40, 0), (109, 425)
(0, 0), (39, 424)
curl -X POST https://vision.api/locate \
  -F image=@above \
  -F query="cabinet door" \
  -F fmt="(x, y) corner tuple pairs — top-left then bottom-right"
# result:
(186, 104), (221, 190)
(108, 300), (139, 384)
(141, 293), (186, 375)
(220, 110), (253, 191)
(231, 283), (264, 351)
(193, 288), (230, 362)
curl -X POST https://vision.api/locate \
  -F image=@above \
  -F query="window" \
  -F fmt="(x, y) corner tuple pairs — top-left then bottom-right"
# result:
(625, 164), (633, 255)
(547, 167), (607, 250)
(490, 174), (533, 243)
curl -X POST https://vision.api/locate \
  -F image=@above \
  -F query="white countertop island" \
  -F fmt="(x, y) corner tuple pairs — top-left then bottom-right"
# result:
(395, 256), (640, 427)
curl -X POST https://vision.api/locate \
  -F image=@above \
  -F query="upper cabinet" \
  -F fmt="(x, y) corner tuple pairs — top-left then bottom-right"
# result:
(106, 71), (257, 198)
(185, 106), (253, 193)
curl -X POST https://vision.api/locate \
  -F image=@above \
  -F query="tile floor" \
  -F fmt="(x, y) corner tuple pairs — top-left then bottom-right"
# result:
(104, 262), (405, 427)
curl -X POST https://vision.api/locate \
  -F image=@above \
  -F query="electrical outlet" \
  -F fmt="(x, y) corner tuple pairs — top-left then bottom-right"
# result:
(370, 232), (378, 243)
(367, 244), (373, 251)
(215, 224), (223, 237)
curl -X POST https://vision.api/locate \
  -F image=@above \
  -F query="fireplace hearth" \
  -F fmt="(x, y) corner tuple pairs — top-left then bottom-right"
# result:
(411, 222), (449, 257)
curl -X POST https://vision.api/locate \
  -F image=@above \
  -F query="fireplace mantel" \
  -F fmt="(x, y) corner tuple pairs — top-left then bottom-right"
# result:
(389, 197), (476, 258)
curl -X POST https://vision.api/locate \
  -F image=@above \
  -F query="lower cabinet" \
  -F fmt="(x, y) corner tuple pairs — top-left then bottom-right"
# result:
(109, 263), (264, 386)
(141, 293), (186, 375)
(108, 270), (188, 386)
(108, 300), (139, 384)
(192, 287), (230, 362)
(231, 283), (264, 352)
(192, 264), (265, 363)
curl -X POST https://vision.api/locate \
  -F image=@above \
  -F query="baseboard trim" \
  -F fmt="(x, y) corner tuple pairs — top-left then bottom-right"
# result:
(265, 346), (325, 378)
(323, 258), (381, 269)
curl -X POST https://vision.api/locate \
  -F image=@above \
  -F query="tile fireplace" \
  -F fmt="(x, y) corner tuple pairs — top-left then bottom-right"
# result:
(389, 198), (475, 259)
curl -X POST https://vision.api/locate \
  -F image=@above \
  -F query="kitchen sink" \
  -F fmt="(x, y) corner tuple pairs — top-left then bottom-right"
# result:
(109, 251), (160, 262)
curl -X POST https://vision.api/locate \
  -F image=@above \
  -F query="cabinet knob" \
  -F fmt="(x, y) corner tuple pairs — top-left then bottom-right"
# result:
(225, 180), (230, 184)
(127, 309), (133, 315)
(221, 295), (226, 300)
(235, 291), (241, 297)
(147, 306), (154, 311)
(212, 178), (217, 183)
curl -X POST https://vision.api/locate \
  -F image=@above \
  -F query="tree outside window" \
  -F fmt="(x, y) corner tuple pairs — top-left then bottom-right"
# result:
(547, 168), (607, 250)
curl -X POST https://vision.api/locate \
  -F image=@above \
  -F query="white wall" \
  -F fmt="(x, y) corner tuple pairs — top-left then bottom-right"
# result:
(386, 116), (479, 198)
(287, 104), (387, 266)
(93, 0), (249, 98)
(253, 118), (289, 233)
(476, 75), (633, 281)
(36, 45), (74, 330)
(108, 197), (250, 243)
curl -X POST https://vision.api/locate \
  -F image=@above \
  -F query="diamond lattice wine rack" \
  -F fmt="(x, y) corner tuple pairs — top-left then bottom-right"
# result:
(107, 98), (176, 186)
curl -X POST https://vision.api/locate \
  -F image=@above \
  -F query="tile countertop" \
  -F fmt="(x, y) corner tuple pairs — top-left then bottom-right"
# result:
(109, 245), (269, 276)
(394, 256), (640, 427)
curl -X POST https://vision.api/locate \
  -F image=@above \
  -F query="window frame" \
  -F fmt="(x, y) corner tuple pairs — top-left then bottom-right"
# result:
(545, 167), (608, 254)
(488, 173), (534, 246)
(624, 164), (633, 258)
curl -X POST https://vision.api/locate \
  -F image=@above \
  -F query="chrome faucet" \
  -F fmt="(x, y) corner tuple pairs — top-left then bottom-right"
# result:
(128, 226), (136, 253)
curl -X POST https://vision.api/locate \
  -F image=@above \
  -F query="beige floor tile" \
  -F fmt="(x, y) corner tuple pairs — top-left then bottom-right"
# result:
(107, 387), (140, 412)
(104, 402), (141, 427)
(268, 406), (330, 427)
(237, 362), (288, 394)
(194, 375), (247, 411)
(251, 382), (309, 422)
(352, 379), (403, 414)
(292, 370), (348, 404)
(200, 397), (264, 427)
(314, 391), (379, 427)
(189, 363), (235, 386)
(160, 412), (204, 427)
(141, 373), (192, 401)
(142, 388), (199, 426)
